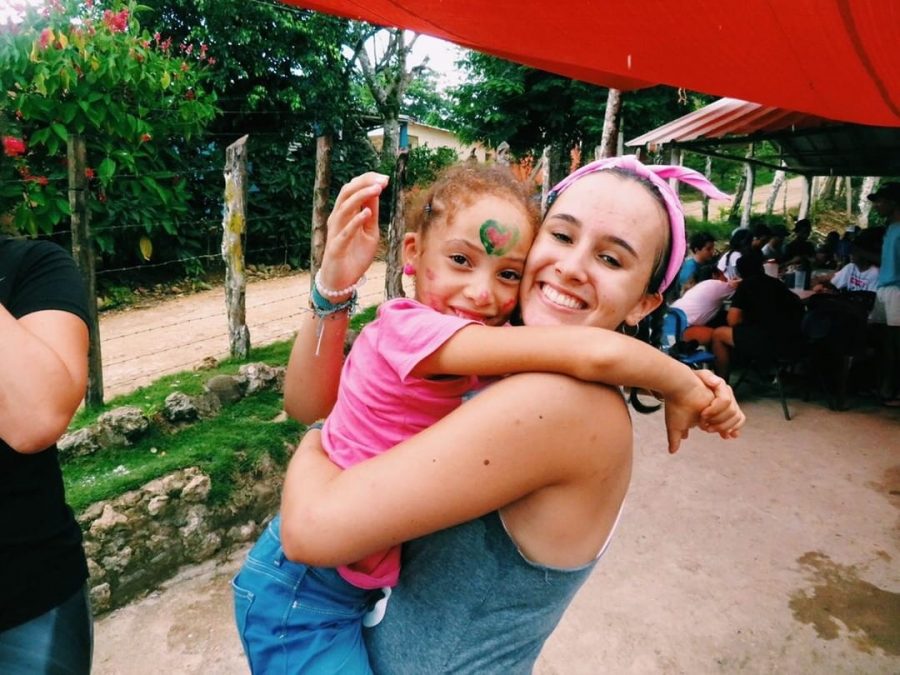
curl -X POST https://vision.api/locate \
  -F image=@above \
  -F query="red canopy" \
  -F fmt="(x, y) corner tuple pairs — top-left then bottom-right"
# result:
(281, 0), (900, 127)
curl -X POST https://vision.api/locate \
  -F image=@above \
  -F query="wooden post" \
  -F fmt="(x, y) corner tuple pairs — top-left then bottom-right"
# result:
(765, 162), (786, 215)
(597, 88), (622, 159)
(310, 133), (333, 285)
(845, 177), (853, 217)
(739, 144), (755, 229)
(798, 176), (813, 220)
(385, 149), (408, 300)
(68, 135), (104, 407)
(668, 147), (682, 197)
(701, 155), (712, 222)
(539, 145), (551, 213)
(222, 135), (250, 360)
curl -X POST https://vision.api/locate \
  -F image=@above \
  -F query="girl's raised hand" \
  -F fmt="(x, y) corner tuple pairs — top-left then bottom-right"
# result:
(318, 172), (389, 293)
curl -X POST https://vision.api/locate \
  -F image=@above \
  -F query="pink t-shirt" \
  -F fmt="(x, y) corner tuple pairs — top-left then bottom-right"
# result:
(321, 298), (485, 589)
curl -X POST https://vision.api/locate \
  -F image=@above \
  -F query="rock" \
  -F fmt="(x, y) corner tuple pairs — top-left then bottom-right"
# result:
(181, 473), (211, 503)
(57, 427), (101, 458)
(87, 557), (106, 581)
(143, 472), (187, 497)
(205, 375), (243, 405)
(192, 392), (221, 420)
(118, 490), (143, 508)
(163, 392), (198, 423)
(237, 363), (284, 395)
(96, 406), (150, 447)
(102, 546), (133, 573)
(90, 583), (111, 612)
(90, 504), (128, 536)
(77, 501), (106, 526)
(147, 495), (169, 517)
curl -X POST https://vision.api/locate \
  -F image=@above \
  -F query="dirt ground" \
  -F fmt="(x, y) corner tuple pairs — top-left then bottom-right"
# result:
(92, 177), (900, 672)
(92, 396), (899, 674)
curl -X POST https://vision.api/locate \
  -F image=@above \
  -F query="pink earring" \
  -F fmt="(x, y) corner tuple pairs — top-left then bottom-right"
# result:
(403, 263), (416, 276)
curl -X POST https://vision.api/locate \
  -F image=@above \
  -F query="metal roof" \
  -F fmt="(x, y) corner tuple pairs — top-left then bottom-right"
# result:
(626, 98), (900, 176)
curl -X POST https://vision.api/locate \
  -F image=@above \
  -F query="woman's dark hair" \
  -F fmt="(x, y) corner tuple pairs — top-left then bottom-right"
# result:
(736, 250), (764, 279)
(728, 228), (754, 252)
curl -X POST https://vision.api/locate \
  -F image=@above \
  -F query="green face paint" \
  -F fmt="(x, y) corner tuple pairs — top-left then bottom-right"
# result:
(479, 219), (520, 257)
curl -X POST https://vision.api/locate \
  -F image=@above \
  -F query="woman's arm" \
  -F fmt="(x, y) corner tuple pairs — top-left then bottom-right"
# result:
(281, 372), (630, 567)
(414, 324), (744, 436)
(283, 172), (388, 423)
(0, 307), (88, 453)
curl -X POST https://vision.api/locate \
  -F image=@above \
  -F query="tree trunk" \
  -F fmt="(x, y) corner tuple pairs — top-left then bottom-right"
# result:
(729, 173), (746, 222)
(385, 150), (409, 300)
(597, 88), (622, 159)
(819, 175), (837, 201)
(539, 146), (551, 213)
(309, 133), (333, 284)
(668, 147), (683, 197)
(738, 144), (755, 228)
(222, 135), (250, 360)
(798, 176), (813, 220)
(68, 134), (103, 407)
(701, 156), (712, 222)
(765, 163), (786, 215)
(845, 177), (853, 217)
(547, 143), (568, 188)
(858, 176), (878, 227)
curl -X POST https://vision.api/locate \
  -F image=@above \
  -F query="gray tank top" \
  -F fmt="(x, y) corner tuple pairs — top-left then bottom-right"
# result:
(363, 511), (600, 674)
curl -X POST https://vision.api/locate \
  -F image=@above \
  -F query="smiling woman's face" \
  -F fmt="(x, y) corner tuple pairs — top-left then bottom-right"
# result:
(519, 171), (668, 329)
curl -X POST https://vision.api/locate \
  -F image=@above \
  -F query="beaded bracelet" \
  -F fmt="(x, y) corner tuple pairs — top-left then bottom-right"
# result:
(310, 282), (357, 315)
(314, 269), (367, 299)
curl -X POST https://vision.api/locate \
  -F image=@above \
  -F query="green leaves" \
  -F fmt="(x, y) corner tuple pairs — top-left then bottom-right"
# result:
(98, 158), (117, 184)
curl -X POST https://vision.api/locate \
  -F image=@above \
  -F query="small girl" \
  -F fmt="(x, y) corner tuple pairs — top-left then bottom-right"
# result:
(233, 163), (735, 674)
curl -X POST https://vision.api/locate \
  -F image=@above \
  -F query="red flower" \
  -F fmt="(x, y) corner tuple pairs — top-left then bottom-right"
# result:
(185, 89), (196, 101)
(38, 27), (53, 49)
(3, 136), (26, 157)
(102, 9), (128, 33)
(140, 133), (152, 143)
(85, 167), (95, 180)
(180, 62), (189, 72)
(35, 176), (49, 186)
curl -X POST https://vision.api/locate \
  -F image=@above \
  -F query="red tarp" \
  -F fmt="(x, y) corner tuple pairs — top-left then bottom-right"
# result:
(281, 0), (900, 128)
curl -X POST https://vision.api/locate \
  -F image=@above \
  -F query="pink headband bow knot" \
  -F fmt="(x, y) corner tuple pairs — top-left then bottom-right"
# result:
(548, 155), (730, 293)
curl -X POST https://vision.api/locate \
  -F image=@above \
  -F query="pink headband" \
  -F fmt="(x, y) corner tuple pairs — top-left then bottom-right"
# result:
(547, 155), (730, 293)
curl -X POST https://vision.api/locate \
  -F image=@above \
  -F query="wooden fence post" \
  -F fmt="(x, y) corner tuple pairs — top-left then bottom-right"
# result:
(222, 135), (250, 360)
(310, 133), (333, 286)
(68, 134), (104, 407)
(385, 149), (408, 300)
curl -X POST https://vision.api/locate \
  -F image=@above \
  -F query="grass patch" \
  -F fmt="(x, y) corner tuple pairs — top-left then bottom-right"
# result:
(350, 304), (378, 332)
(71, 340), (294, 430)
(63, 389), (303, 512)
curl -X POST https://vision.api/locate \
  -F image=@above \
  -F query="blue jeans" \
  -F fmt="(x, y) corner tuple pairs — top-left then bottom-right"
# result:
(233, 515), (376, 674)
(0, 583), (92, 674)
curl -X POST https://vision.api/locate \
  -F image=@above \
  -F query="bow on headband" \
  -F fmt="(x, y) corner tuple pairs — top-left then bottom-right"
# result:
(547, 155), (730, 293)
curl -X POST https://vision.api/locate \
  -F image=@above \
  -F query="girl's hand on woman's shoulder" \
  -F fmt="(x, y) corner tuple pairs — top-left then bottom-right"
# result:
(319, 172), (389, 292)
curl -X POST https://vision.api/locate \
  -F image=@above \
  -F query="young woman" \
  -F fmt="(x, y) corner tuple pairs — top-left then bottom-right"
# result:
(279, 157), (743, 673)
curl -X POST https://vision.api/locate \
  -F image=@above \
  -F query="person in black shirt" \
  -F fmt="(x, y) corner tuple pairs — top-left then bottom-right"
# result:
(0, 236), (92, 673)
(711, 250), (804, 381)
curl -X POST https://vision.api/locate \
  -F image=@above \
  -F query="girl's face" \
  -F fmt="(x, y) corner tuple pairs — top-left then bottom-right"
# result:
(403, 194), (534, 326)
(519, 172), (666, 330)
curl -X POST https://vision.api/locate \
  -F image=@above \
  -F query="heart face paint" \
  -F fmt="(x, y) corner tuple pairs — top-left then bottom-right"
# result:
(480, 220), (520, 257)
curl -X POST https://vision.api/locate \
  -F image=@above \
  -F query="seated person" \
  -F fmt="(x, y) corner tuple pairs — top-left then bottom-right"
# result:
(761, 224), (789, 263)
(676, 232), (716, 295)
(781, 218), (816, 273)
(812, 227), (882, 294)
(711, 251), (804, 381)
(670, 266), (738, 347)
(717, 228), (753, 281)
(750, 222), (771, 250)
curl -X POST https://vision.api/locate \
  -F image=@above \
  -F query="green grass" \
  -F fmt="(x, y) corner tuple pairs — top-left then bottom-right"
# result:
(64, 389), (303, 512)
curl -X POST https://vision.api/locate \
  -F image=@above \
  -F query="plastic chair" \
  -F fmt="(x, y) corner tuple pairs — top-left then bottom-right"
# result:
(660, 308), (716, 370)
